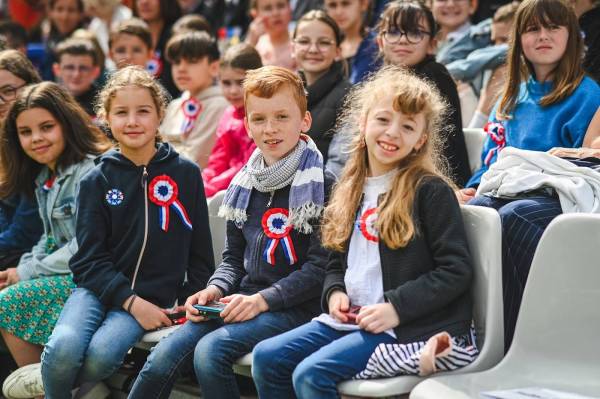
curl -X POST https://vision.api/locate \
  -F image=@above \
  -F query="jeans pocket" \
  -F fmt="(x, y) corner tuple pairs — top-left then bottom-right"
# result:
(51, 201), (76, 243)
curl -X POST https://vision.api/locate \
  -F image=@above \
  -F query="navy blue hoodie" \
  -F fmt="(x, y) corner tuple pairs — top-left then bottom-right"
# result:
(69, 143), (214, 309)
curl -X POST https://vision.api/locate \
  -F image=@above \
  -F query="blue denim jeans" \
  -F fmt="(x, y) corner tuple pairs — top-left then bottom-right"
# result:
(41, 288), (145, 399)
(468, 195), (562, 350)
(252, 320), (396, 399)
(128, 308), (311, 399)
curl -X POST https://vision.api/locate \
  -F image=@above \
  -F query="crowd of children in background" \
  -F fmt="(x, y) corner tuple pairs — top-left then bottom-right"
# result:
(0, 0), (599, 398)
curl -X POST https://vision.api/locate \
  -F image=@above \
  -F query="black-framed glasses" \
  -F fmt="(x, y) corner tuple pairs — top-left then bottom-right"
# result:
(0, 84), (26, 103)
(293, 37), (336, 52)
(382, 29), (431, 44)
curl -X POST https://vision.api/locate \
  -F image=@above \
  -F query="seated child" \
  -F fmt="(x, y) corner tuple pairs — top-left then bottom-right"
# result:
(108, 18), (154, 70)
(40, 66), (215, 396)
(0, 82), (109, 398)
(433, 0), (478, 57)
(202, 43), (262, 198)
(83, 0), (133, 57)
(252, 66), (476, 398)
(375, 0), (471, 186)
(160, 31), (229, 168)
(246, 0), (296, 70)
(128, 66), (335, 399)
(53, 38), (102, 117)
(0, 21), (28, 53)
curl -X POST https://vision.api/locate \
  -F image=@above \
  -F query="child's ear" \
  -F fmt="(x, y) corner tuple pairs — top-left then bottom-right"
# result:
(52, 63), (61, 78)
(300, 110), (312, 133)
(209, 60), (220, 78)
(250, 8), (257, 19)
(469, 0), (478, 15)
(415, 133), (428, 151)
(376, 35), (384, 51)
(91, 66), (101, 80)
(427, 37), (437, 55)
(244, 116), (252, 139)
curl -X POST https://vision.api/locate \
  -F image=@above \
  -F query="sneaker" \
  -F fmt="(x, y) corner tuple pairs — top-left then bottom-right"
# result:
(2, 363), (44, 399)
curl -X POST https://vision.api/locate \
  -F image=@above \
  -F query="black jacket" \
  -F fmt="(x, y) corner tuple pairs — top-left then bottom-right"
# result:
(581, 7), (600, 83)
(70, 143), (214, 309)
(322, 176), (473, 342)
(304, 62), (351, 163)
(208, 170), (336, 316)
(414, 57), (471, 187)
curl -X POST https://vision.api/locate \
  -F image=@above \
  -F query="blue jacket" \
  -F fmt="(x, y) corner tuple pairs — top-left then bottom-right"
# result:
(70, 143), (215, 309)
(0, 194), (43, 255)
(349, 30), (382, 84)
(437, 18), (493, 66)
(468, 76), (600, 187)
(208, 170), (336, 315)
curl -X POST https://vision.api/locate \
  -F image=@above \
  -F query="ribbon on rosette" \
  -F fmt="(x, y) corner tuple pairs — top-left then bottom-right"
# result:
(148, 175), (192, 232)
(483, 121), (506, 166)
(261, 208), (297, 266)
(180, 97), (203, 135)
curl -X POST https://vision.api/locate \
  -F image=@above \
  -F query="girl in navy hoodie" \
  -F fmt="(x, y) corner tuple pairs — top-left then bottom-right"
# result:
(41, 66), (214, 398)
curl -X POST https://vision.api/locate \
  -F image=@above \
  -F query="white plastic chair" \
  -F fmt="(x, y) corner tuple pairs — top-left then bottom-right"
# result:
(208, 190), (227, 265)
(337, 205), (504, 398)
(463, 128), (486, 174)
(410, 213), (600, 399)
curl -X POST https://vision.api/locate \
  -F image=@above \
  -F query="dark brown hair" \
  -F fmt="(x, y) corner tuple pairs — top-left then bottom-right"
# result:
(54, 37), (100, 66)
(0, 49), (42, 85)
(0, 82), (110, 198)
(294, 9), (344, 46)
(133, 0), (182, 26)
(220, 43), (262, 70)
(109, 18), (153, 51)
(497, 0), (584, 119)
(166, 31), (220, 63)
(377, 0), (438, 39)
(172, 14), (212, 35)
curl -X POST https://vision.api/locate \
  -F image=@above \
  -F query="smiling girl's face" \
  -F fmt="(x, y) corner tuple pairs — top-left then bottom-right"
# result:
(16, 107), (66, 171)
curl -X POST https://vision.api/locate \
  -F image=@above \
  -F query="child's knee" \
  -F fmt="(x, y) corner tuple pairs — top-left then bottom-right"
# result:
(251, 340), (277, 378)
(292, 359), (324, 394)
(79, 345), (124, 382)
(42, 329), (85, 376)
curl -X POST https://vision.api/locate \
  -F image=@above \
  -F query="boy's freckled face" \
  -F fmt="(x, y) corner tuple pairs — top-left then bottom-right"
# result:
(244, 85), (312, 166)
(110, 34), (153, 69)
(172, 57), (219, 96)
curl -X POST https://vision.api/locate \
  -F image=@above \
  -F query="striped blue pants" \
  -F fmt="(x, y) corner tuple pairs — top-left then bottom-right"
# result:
(468, 195), (563, 350)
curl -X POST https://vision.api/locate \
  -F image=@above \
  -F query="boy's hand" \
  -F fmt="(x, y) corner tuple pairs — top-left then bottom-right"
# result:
(0, 268), (20, 290)
(456, 188), (476, 204)
(356, 303), (400, 334)
(328, 290), (350, 323)
(128, 296), (173, 331)
(219, 293), (268, 323)
(185, 285), (223, 322)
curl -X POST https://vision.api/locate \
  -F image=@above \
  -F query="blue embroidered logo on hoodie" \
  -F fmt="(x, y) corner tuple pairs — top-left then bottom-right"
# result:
(106, 189), (124, 206)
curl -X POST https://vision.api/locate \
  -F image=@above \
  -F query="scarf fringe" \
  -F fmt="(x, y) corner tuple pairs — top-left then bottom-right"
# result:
(218, 205), (248, 227)
(289, 202), (324, 234)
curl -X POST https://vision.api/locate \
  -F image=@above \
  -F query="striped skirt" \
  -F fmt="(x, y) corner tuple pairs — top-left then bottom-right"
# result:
(355, 328), (479, 379)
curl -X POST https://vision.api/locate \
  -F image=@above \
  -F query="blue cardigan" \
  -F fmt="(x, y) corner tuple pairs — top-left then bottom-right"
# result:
(468, 76), (600, 187)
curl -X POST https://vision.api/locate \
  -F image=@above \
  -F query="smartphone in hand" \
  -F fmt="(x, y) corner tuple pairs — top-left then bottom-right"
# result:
(193, 301), (226, 319)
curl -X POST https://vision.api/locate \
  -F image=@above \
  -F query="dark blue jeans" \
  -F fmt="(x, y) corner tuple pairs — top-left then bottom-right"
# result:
(468, 195), (562, 349)
(41, 288), (145, 399)
(128, 308), (311, 399)
(252, 320), (396, 399)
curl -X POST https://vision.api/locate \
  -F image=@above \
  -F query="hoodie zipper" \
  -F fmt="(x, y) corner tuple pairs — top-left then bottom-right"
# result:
(131, 166), (149, 290)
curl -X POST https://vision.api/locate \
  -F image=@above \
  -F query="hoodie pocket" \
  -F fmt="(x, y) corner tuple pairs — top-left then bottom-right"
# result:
(51, 201), (76, 243)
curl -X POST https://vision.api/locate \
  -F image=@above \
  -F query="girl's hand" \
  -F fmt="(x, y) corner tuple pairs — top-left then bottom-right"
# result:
(0, 268), (20, 290)
(129, 296), (173, 331)
(456, 188), (476, 204)
(356, 303), (400, 334)
(185, 285), (223, 323)
(219, 293), (269, 323)
(328, 290), (350, 323)
(245, 16), (266, 46)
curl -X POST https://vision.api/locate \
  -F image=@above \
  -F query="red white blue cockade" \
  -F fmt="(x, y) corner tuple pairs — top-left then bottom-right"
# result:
(148, 175), (192, 232)
(261, 208), (297, 266)
(180, 97), (202, 135)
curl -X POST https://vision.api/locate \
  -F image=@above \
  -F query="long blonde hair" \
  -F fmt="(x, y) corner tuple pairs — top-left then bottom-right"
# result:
(322, 66), (450, 251)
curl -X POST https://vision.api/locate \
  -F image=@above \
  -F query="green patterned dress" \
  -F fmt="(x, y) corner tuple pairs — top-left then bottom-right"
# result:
(0, 275), (75, 345)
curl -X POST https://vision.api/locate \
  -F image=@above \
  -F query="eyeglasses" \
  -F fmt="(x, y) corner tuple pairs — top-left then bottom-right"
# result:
(293, 37), (336, 52)
(0, 84), (26, 103)
(382, 29), (432, 44)
(60, 64), (94, 74)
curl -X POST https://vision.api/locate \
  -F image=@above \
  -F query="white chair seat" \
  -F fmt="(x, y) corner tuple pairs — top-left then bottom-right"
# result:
(233, 353), (253, 377)
(411, 213), (600, 399)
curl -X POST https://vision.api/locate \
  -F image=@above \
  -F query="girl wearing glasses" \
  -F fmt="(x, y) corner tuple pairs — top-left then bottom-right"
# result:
(376, 0), (471, 187)
(292, 10), (351, 162)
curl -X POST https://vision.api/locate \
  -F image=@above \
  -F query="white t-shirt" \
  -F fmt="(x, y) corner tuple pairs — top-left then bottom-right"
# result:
(314, 170), (396, 337)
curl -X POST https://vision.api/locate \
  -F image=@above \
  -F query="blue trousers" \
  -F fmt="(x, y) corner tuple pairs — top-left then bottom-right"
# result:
(468, 195), (562, 349)
(128, 308), (311, 399)
(41, 288), (145, 399)
(252, 320), (396, 399)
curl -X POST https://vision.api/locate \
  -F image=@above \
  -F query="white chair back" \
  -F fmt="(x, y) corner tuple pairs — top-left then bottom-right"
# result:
(207, 190), (227, 265)
(463, 128), (486, 174)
